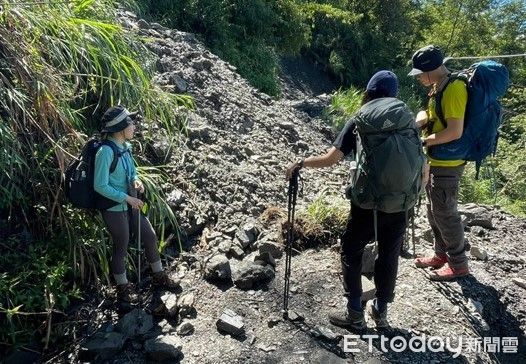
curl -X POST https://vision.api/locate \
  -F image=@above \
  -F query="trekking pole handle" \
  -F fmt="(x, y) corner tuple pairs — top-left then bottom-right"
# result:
(297, 159), (305, 169)
(291, 166), (300, 185)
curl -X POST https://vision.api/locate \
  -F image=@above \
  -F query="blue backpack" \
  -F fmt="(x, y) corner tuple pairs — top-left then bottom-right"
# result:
(429, 60), (509, 177)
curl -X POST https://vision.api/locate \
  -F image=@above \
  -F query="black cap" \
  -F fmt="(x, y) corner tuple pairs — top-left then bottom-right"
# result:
(408, 45), (444, 76)
(100, 105), (138, 133)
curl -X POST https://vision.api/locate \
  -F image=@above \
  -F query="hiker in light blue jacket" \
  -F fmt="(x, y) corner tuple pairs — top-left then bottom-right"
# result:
(95, 105), (179, 304)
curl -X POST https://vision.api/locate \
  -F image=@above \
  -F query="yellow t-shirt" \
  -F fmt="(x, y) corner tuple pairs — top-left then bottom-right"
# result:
(425, 79), (468, 167)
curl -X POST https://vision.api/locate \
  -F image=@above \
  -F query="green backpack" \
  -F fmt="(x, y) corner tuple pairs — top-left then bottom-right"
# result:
(346, 97), (425, 218)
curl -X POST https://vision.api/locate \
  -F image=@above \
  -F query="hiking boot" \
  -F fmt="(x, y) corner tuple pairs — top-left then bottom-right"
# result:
(414, 254), (447, 269)
(429, 265), (469, 281)
(329, 308), (366, 331)
(152, 270), (180, 289)
(368, 300), (389, 329)
(116, 283), (138, 304)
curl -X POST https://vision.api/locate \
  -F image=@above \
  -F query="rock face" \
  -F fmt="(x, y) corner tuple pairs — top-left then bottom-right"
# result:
(117, 10), (338, 248)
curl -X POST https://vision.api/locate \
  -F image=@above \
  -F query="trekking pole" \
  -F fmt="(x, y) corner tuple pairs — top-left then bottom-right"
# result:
(411, 212), (416, 257)
(283, 168), (300, 319)
(412, 195), (422, 257)
(137, 208), (141, 288)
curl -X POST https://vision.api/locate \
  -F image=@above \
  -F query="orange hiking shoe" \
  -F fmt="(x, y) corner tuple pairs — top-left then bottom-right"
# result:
(414, 254), (447, 269)
(429, 265), (469, 281)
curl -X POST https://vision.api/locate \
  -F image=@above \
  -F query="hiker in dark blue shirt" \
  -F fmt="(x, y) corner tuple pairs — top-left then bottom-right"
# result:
(286, 71), (425, 330)
(95, 105), (179, 304)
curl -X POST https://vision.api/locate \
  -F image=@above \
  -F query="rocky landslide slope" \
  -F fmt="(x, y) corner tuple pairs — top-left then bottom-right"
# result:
(29, 11), (526, 364)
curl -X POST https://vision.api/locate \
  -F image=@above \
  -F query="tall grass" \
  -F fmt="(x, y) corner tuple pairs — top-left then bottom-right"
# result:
(0, 0), (192, 351)
(0, 0), (191, 234)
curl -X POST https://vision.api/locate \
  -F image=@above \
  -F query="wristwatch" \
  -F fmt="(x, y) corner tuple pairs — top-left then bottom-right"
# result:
(422, 139), (427, 147)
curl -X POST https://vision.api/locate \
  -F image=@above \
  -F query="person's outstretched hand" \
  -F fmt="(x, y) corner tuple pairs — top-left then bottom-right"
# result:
(285, 161), (302, 180)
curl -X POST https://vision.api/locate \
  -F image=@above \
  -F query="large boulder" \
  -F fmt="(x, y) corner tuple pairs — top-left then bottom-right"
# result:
(233, 263), (275, 290)
(115, 309), (154, 338)
(204, 255), (232, 281)
(144, 335), (183, 362)
(82, 332), (126, 360)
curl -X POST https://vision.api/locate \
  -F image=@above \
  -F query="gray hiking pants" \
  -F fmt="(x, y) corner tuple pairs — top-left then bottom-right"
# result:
(426, 165), (468, 269)
(101, 209), (160, 275)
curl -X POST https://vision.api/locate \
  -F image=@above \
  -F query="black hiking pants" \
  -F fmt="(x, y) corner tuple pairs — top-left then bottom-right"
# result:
(340, 203), (407, 303)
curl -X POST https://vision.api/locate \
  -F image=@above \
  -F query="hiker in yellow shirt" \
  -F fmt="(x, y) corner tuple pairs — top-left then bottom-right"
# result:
(409, 45), (470, 281)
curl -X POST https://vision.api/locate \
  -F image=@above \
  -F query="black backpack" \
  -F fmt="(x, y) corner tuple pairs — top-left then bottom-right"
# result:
(64, 139), (126, 210)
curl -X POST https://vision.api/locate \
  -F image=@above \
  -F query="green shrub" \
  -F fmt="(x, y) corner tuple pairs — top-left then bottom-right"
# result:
(0, 235), (81, 348)
(223, 41), (282, 96)
(302, 1), (421, 87)
(302, 192), (349, 229)
(324, 87), (363, 131)
(294, 190), (349, 249)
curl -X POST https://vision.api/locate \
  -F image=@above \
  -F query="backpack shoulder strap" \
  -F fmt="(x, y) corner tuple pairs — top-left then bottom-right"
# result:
(434, 72), (467, 126)
(100, 140), (123, 173)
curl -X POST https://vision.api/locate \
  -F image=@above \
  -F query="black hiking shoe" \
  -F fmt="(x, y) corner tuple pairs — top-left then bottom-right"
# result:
(152, 270), (180, 289)
(116, 283), (138, 304)
(329, 307), (366, 331)
(368, 299), (389, 329)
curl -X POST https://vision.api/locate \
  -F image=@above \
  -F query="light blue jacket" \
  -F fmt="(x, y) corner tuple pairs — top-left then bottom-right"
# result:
(93, 138), (138, 212)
